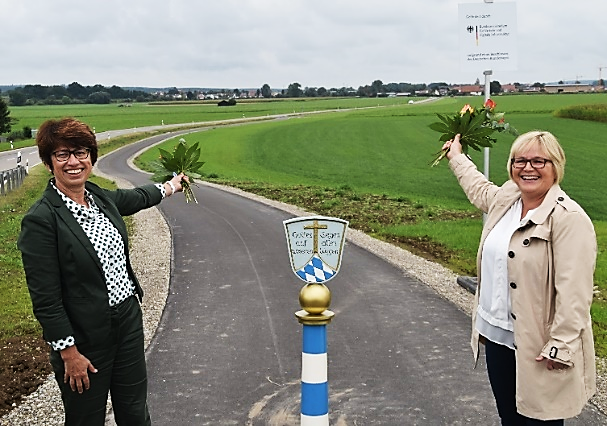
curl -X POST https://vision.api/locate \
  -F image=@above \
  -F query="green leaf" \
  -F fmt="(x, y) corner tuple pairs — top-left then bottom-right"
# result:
(466, 127), (494, 138)
(466, 112), (486, 132)
(153, 138), (206, 184)
(436, 113), (459, 131)
(439, 133), (456, 142)
(457, 112), (472, 134)
(174, 141), (187, 159)
(428, 122), (451, 133)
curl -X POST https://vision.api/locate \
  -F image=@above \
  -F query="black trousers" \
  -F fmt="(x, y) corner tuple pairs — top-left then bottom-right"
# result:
(50, 296), (151, 426)
(485, 339), (564, 426)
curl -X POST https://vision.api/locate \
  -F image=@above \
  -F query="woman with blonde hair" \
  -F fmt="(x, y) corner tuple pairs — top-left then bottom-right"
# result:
(444, 130), (596, 425)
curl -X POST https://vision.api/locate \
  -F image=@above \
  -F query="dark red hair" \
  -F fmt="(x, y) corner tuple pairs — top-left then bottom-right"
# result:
(36, 118), (98, 172)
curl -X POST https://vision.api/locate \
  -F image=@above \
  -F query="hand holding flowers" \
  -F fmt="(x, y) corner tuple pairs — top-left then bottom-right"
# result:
(428, 99), (518, 167)
(151, 138), (205, 203)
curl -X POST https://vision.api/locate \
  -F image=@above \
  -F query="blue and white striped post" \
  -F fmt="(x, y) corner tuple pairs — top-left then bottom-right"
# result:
(296, 283), (334, 426)
(301, 324), (329, 425)
(284, 216), (348, 426)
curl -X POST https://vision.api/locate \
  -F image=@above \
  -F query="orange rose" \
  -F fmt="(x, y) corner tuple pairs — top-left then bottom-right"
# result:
(484, 98), (496, 110)
(460, 104), (473, 115)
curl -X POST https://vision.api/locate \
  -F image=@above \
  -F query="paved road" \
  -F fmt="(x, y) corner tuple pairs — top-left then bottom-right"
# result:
(97, 131), (607, 425)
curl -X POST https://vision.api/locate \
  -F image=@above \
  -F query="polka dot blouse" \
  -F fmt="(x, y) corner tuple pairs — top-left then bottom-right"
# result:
(49, 182), (166, 351)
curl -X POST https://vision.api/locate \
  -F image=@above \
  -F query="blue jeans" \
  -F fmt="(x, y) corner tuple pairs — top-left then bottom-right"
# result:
(485, 339), (564, 426)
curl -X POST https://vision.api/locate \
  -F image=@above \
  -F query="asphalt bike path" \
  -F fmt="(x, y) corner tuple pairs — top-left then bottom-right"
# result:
(97, 131), (606, 425)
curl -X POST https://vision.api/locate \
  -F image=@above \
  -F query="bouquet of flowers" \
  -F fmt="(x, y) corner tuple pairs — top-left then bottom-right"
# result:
(151, 138), (205, 203)
(428, 99), (518, 167)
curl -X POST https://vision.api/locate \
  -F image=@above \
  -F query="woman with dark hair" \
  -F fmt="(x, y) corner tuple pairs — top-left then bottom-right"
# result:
(444, 131), (596, 425)
(18, 117), (187, 426)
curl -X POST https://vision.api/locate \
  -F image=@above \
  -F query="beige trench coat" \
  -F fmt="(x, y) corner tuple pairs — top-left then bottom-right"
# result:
(449, 154), (596, 420)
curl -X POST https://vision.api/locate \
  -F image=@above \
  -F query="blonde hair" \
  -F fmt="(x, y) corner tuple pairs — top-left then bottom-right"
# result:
(507, 130), (566, 184)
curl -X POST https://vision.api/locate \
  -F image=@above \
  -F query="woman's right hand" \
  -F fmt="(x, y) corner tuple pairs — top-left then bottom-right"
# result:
(61, 345), (98, 393)
(442, 134), (463, 160)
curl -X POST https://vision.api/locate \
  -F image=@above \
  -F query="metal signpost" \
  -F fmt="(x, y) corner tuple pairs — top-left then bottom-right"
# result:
(283, 216), (349, 426)
(459, 0), (518, 179)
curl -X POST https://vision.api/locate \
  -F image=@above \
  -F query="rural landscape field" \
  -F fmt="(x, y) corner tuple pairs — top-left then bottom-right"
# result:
(1, 93), (607, 415)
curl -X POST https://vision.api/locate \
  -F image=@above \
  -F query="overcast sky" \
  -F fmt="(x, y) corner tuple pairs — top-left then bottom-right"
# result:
(2, 0), (606, 89)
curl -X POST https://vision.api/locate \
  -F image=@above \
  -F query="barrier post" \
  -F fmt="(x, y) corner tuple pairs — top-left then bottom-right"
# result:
(296, 284), (333, 426)
(283, 216), (348, 426)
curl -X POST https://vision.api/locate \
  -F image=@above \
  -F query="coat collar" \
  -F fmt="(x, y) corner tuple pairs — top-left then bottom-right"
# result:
(525, 184), (564, 226)
(484, 180), (563, 231)
(44, 179), (111, 215)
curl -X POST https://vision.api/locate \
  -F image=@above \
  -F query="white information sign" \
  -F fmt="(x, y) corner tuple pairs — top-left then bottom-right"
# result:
(459, 2), (518, 71)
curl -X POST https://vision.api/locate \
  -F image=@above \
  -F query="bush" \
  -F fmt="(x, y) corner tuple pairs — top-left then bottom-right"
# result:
(554, 104), (607, 123)
(218, 98), (237, 107)
(6, 130), (23, 140)
(22, 126), (32, 139)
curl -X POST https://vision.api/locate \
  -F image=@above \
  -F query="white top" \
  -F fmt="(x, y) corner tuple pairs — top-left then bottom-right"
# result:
(477, 199), (535, 349)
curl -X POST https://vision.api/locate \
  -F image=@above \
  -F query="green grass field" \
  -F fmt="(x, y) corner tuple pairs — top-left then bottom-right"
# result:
(6, 97), (421, 134)
(136, 95), (607, 218)
(4, 92), (607, 355)
(134, 93), (607, 354)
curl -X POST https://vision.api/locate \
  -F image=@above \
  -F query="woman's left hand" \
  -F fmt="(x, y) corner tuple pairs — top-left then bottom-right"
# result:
(441, 134), (463, 160)
(535, 355), (569, 370)
(165, 173), (189, 195)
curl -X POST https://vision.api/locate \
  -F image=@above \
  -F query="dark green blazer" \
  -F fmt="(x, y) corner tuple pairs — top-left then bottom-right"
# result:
(18, 180), (163, 349)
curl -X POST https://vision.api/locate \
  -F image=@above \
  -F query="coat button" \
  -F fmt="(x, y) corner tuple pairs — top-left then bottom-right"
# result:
(523, 239), (530, 246)
(508, 251), (515, 258)
(558, 196), (564, 201)
(511, 313), (516, 320)
(510, 282), (517, 289)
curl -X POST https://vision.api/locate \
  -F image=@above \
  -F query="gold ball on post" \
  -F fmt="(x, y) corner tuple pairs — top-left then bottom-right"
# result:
(299, 283), (331, 314)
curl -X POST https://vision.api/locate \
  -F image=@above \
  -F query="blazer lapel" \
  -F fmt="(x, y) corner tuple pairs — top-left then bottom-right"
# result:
(44, 181), (104, 273)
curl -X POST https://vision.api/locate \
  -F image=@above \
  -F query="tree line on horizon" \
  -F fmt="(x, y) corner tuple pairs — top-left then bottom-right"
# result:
(0, 78), (519, 138)
(0, 80), (436, 107)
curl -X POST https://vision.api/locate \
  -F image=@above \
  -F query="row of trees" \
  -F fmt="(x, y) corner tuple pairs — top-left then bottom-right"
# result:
(6, 82), (157, 106)
(278, 81), (429, 98)
(0, 77), (482, 137)
(2, 78), (578, 109)
(2, 80), (436, 107)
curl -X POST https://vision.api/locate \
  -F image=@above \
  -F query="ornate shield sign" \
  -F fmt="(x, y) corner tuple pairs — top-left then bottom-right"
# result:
(283, 216), (349, 284)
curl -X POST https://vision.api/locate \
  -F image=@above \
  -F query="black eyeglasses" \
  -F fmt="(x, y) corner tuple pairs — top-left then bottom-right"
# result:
(53, 148), (91, 162)
(510, 157), (552, 169)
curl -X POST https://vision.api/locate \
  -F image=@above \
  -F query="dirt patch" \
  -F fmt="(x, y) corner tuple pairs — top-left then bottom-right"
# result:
(216, 181), (479, 276)
(0, 335), (53, 417)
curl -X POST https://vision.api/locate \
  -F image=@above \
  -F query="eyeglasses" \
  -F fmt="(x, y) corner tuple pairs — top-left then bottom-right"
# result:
(510, 157), (552, 169)
(53, 148), (91, 162)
